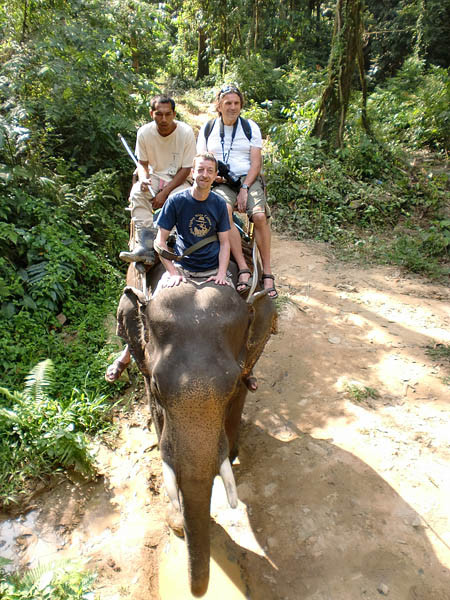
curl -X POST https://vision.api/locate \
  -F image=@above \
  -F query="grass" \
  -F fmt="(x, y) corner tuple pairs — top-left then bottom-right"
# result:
(425, 344), (450, 362)
(345, 384), (380, 403)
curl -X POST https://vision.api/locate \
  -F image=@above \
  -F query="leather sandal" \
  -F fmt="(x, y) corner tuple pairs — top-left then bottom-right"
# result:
(237, 269), (252, 294)
(105, 358), (130, 382)
(261, 273), (278, 299)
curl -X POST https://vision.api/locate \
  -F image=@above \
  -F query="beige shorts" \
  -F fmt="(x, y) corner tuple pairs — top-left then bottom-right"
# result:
(213, 176), (271, 220)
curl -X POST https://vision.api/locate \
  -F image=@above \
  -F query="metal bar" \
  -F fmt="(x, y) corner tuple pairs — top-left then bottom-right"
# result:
(118, 133), (139, 167)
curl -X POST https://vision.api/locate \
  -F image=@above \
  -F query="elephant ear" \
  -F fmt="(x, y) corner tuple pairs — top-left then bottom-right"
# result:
(117, 286), (150, 376)
(243, 296), (277, 375)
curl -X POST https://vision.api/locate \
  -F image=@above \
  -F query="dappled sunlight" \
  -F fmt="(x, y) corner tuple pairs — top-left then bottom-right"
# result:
(357, 289), (450, 343)
(243, 235), (450, 591)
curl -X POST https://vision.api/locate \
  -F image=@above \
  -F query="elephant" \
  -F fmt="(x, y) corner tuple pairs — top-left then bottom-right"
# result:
(117, 262), (277, 597)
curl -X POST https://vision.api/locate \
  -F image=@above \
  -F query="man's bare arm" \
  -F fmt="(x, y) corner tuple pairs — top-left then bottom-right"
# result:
(237, 146), (261, 212)
(155, 227), (183, 281)
(208, 230), (231, 286)
(152, 166), (191, 209)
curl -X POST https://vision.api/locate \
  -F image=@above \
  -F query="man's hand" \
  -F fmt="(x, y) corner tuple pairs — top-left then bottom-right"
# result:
(161, 273), (186, 288)
(207, 272), (231, 286)
(151, 189), (169, 210)
(139, 177), (152, 192)
(237, 188), (248, 213)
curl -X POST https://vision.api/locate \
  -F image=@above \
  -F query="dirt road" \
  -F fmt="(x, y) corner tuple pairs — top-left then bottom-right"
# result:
(2, 234), (449, 599)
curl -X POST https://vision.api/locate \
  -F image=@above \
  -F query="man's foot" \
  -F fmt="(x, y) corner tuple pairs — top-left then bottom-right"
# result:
(244, 375), (258, 392)
(261, 274), (278, 299)
(119, 222), (157, 265)
(105, 357), (130, 382)
(237, 269), (252, 294)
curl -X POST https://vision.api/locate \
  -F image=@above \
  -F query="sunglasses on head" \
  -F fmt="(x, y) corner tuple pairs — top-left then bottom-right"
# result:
(219, 85), (241, 98)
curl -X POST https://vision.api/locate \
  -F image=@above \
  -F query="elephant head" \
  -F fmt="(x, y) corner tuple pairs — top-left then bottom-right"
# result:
(117, 277), (276, 597)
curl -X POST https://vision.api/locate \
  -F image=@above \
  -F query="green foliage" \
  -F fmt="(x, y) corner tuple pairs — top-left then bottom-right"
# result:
(266, 127), (405, 241)
(380, 222), (450, 278)
(0, 268), (125, 395)
(264, 63), (449, 280)
(0, 359), (114, 507)
(225, 55), (293, 104)
(0, 559), (97, 600)
(369, 58), (450, 150)
(346, 384), (380, 403)
(425, 344), (450, 362)
(365, 0), (450, 83)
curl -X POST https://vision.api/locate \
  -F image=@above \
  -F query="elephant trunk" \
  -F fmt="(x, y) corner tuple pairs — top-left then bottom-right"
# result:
(181, 477), (215, 597)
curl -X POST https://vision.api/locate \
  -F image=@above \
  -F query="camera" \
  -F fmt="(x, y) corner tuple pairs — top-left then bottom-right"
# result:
(217, 160), (242, 192)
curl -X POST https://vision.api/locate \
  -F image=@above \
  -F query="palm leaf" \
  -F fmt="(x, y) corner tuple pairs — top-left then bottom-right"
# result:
(23, 359), (55, 403)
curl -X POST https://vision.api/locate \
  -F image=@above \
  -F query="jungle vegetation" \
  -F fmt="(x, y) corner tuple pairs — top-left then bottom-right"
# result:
(0, 0), (449, 510)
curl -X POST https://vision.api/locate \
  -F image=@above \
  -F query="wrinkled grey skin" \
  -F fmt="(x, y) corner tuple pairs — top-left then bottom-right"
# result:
(117, 264), (276, 597)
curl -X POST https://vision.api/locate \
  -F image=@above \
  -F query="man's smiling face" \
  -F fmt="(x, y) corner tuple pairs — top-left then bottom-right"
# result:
(192, 157), (218, 191)
(218, 93), (242, 125)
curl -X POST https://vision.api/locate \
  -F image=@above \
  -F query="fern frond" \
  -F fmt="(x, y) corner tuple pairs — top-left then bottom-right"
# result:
(23, 359), (55, 402)
(17, 558), (85, 587)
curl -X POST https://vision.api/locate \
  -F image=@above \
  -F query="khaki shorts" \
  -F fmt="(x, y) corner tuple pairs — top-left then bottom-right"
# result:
(213, 176), (271, 220)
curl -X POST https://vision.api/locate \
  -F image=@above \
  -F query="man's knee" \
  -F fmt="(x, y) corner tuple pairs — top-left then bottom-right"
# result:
(252, 212), (267, 226)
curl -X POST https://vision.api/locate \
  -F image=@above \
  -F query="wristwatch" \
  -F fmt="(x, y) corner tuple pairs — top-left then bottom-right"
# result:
(241, 184), (250, 190)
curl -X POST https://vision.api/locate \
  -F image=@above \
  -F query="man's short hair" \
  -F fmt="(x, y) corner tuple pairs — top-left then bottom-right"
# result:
(150, 95), (176, 111)
(215, 85), (244, 112)
(193, 152), (218, 171)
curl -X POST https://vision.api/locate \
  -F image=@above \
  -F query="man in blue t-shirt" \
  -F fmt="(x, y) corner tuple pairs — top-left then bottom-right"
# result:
(154, 152), (231, 288)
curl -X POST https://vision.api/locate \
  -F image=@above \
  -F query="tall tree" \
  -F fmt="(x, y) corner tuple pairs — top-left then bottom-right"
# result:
(311, 0), (367, 147)
(196, 25), (209, 80)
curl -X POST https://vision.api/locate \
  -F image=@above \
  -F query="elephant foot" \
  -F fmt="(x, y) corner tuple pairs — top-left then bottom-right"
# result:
(165, 505), (185, 538)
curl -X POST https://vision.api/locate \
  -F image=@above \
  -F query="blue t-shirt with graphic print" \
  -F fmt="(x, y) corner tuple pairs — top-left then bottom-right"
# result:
(155, 189), (230, 271)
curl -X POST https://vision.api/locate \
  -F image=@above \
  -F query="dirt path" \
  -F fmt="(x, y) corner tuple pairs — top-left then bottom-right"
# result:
(1, 234), (450, 599)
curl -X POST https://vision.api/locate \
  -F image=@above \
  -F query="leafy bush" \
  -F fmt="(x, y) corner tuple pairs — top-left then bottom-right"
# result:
(225, 55), (293, 104)
(265, 93), (449, 280)
(0, 558), (96, 600)
(369, 57), (450, 150)
(378, 221), (450, 278)
(0, 359), (114, 507)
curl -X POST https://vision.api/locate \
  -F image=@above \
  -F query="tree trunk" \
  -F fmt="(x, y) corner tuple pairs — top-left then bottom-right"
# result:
(414, 0), (426, 59)
(21, 0), (28, 44)
(311, 0), (364, 148)
(196, 26), (209, 80)
(130, 33), (139, 72)
(356, 26), (371, 136)
(253, 0), (260, 50)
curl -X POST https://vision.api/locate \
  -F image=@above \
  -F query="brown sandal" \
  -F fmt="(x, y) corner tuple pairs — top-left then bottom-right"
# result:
(261, 274), (278, 299)
(237, 269), (252, 294)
